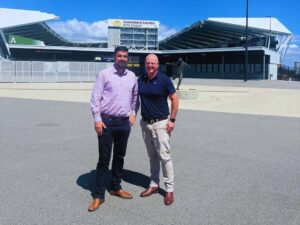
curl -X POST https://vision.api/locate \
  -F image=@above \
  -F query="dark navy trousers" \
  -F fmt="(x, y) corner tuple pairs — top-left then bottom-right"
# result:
(93, 116), (131, 199)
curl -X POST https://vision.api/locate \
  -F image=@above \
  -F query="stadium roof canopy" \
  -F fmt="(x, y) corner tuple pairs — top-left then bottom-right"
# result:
(0, 8), (292, 63)
(0, 8), (107, 48)
(3, 23), (107, 47)
(159, 18), (292, 52)
(0, 8), (58, 29)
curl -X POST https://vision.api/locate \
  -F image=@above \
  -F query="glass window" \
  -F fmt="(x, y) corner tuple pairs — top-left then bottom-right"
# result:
(213, 64), (219, 72)
(255, 64), (261, 72)
(207, 64), (212, 72)
(129, 57), (139, 63)
(134, 34), (146, 40)
(225, 64), (230, 72)
(148, 36), (157, 41)
(121, 34), (133, 39)
(250, 64), (254, 73)
(120, 40), (133, 46)
(246, 64), (251, 73)
(160, 65), (166, 72)
(190, 64), (196, 73)
(219, 64), (223, 72)
(234, 64), (240, 72)
(240, 64), (244, 72)
(231, 64), (235, 72)
(147, 29), (157, 34)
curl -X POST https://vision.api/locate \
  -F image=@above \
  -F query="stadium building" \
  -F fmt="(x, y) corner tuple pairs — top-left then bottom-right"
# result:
(107, 19), (159, 50)
(0, 8), (292, 82)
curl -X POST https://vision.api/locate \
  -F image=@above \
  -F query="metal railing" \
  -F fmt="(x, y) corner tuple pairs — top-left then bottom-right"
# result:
(0, 60), (113, 82)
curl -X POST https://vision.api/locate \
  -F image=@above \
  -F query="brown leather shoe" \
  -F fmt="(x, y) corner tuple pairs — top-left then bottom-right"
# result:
(88, 198), (105, 212)
(110, 189), (133, 199)
(164, 192), (174, 205)
(140, 186), (159, 197)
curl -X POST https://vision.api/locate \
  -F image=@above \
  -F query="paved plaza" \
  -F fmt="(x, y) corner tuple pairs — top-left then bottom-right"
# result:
(0, 79), (299, 225)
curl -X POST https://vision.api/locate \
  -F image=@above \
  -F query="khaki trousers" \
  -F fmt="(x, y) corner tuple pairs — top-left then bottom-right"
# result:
(140, 119), (174, 192)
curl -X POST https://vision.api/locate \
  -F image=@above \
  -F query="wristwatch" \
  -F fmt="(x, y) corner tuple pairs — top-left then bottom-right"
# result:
(169, 118), (176, 123)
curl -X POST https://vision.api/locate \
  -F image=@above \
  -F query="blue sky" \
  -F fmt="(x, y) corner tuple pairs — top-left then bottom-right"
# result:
(1, 0), (299, 66)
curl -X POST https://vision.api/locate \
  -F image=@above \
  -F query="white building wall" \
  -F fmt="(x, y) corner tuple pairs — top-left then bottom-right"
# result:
(268, 64), (278, 80)
(108, 28), (120, 48)
(266, 50), (280, 80)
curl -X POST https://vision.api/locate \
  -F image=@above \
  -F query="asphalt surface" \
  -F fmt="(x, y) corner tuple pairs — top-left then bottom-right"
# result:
(0, 97), (299, 225)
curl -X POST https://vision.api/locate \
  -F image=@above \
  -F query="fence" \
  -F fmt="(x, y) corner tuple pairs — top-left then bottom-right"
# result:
(277, 64), (300, 81)
(0, 61), (113, 82)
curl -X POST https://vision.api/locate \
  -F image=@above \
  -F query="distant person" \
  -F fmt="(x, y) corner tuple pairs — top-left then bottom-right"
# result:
(138, 54), (179, 205)
(171, 58), (191, 90)
(88, 46), (139, 212)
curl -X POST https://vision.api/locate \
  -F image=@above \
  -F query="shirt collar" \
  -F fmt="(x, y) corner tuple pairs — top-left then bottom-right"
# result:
(143, 71), (160, 82)
(113, 64), (128, 76)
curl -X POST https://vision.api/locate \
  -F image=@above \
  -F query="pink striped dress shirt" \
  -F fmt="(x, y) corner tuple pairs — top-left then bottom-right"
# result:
(91, 65), (139, 122)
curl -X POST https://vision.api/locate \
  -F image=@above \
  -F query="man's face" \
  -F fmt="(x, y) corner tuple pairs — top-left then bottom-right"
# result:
(114, 50), (129, 69)
(145, 55), (159, 76)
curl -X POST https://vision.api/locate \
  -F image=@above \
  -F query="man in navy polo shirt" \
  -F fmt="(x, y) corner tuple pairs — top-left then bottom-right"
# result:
(138, 54), (179, 205)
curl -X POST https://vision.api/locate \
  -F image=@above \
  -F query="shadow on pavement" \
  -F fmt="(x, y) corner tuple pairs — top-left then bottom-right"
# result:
(76, 169), (166, 197)
(76, 170), (97, 195)
(123, 169), (166, 197)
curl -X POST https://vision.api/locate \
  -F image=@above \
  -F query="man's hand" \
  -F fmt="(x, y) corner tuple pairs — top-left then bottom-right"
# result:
(95, 121), (106, 135)
(129, 115), (136, 126)
(166, 121), (175, 134)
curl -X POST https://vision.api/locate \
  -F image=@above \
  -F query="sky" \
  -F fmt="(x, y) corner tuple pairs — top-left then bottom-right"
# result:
(1, 0), (300, 67)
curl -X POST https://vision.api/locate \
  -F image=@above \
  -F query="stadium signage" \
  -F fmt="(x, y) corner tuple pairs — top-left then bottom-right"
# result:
(8, 34), (45, 46)
(108, 19), (159, 29)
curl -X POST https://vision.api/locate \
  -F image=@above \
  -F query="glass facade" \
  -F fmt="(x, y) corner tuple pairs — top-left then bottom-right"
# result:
(119, 28), (158, 50)
(107, 19), (159, 50)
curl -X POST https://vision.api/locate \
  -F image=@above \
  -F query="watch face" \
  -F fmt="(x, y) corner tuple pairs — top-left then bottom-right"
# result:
(170, 118), (176, 123)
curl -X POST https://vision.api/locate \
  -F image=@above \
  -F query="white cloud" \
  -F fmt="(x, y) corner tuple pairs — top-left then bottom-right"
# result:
(49, 19), (178, 43)
(289, 44), (298, 49)
(48, 19), (108, 42)
(286, 45), (300, 56)
(158, 24), (178, 41)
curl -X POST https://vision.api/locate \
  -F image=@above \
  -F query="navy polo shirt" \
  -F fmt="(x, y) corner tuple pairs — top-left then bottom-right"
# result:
(138, 72), (176, 120)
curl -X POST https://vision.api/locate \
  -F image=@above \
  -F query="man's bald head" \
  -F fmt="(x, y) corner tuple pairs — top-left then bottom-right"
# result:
(145, 54), (159, 64)
(145, 54), (159, 78)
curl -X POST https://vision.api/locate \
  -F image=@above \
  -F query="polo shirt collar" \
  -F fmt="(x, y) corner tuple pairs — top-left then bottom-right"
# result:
(147, 71), (160, 81)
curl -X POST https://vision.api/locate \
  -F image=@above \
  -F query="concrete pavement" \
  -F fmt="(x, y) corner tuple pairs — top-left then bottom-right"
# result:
(0, 79), (300, 225)
(0, 79), (300, 118)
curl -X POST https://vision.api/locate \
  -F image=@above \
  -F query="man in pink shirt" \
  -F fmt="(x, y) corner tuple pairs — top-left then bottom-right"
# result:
(88, 46), (139, 212)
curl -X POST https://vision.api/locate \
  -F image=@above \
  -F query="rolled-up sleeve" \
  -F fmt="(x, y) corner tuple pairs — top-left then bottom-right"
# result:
(91, 72), (104, 122)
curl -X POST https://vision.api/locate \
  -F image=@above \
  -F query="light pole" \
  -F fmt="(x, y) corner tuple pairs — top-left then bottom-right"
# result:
(244, 0), (249, 82)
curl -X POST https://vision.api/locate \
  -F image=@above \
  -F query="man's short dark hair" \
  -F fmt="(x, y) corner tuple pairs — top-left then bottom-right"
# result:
(114, 46), (128, 54)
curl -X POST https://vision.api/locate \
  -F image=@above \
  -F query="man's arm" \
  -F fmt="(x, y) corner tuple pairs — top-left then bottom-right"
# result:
(129, 77), (139, 125)
(167, 92), (179, 134)
(91, 73), (106, 135)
